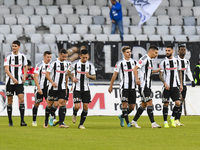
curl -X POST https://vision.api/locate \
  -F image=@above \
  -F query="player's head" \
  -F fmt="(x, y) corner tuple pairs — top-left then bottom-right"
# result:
(178, 45), (186, 57)
(165, 45), (174, 58)
(148, 45), (159, 58)
(111, 0), (116, 5)
(122, 46), (131, 59)
(59, 49), (68, 61)
(43, 51), (52, 64)
(12, 40), (20, 53)
(27, 60), (32, 70)
(80, 49), (89, 63)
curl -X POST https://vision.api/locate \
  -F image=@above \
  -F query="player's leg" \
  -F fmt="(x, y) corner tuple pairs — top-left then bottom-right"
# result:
(6, 84), (14, 126)
(49, 101), (58, 126)
(72, 91), (81, 124)
(162, 88), (170, 128)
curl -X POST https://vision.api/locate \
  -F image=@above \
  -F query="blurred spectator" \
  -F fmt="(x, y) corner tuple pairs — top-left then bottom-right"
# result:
(194, 59), (200, 85)
(22, 60), (35, 85)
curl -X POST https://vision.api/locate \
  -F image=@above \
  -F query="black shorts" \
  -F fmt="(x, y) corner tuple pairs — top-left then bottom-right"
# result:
(162, 87), (180, 103)
(34, 87), (48, 103)
(48, 90), (66, 101)
(140, 87), (152, 102)
(6, 84), (24, 96)
(73, 90), (91, 104)
(181, 86), (187, 99)
(65, 88), (69, 101)
(120, 89), (136, 104)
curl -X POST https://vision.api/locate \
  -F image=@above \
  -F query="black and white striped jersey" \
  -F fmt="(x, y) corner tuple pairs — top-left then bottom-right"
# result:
(34, 61), (49, 90)
(160, 57), (181, 87)
(47, 58), (71, 90)
(175, 55), (194, 86)
(68, 59), (96, 91)
(4, 52), (27, 85)
(114, 58), (137, 89)
(137, 54), (153, 89)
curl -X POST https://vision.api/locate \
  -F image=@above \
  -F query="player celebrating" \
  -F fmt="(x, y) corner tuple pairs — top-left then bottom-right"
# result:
(131, 45), (161, 128)
(175, 45), (195, 126)
(159, 45), (183, 128)
(4, 40), (28, 126)
(32, 51), (52, 126)
(67, 49), (96, 129)
(108, 47), (137, 127)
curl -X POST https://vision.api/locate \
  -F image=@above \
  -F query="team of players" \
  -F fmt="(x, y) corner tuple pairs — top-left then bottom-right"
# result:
(4, 40), (194, 128)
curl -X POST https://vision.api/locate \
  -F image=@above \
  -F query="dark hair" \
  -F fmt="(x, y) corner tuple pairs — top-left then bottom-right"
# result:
(122, 46), (131, 53)
(43, 51), (52, 56)
(27, 60), (31, 66)
(179, 45), (185, 50)
(80, 49), (89, 55)
(149, 45), (158, 51)
(59, 49), (68, 54)
(166, 45), (173, 49)
(12, 40), (20, 46)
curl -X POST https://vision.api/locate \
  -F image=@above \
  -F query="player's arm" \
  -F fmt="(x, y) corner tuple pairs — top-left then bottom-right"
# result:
(67, 70), (78, 83)
(85, 73), (96, 80)
(22, 65), (27, 83)
(152, 68), (162, 73)
(5, 65), (18, 84)
(159, 71), (169, 90)
(178, 70), (183, 92)
(45, 71), (57, 88)
(108, 71), (118, 93)
(34, 73), (43, 95)
(133, 66), (141, 85)
(186, 62), (195, 87)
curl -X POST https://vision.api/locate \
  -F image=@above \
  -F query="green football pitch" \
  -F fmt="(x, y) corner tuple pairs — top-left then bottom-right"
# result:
(0, 116), (200, 150)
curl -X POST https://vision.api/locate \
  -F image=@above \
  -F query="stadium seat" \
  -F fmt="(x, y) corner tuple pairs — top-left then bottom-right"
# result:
(127, 6), (138, 16)
(183, 17), (196, 26)
(129, 26), (142, 35)
(68, 14), (80, 25)
(143, 26), (156, 35)
(170, 26), (182, 35)
(96, 0), (108, 7)
(167, 7), (180, 16)
(56, 34), (68, 41)
(195, 0), (200, 6)
(10, 5), (23, 14)
(101, 7), (110, 17)
(160, 0), (169, 7)
(19, 43), (25, 53)
(157, 15), (170, 26)
(42, 0), (53, 6)
(0, 5), (10, 15)
(49, 24), (61, 35)
(136, 35), (148, 41)
(76, 5), (88, 15)
(29, 0), (40, 6)
(0, 0), (3, 5)
(0, 25), (10, 35)
(35, 53), (44, 64)
(4, 14), (16, 25)
(196, 17), (200, 25)
(5, 34), (17, 44)
(49, 43), (59, 55)
(123, 17), (130, 26)
(89, 6), (101, 16)
(0, 34), (4, 42)
(120, 0), (132, 7)
(11, 25), (23, 37)
(0, 15), (4, 24)
(174, 35), (187, 42)
(89, 25), (102, 34)
(75, 24), (88, 36)
(148, 35), (161, 41)
(61, 5), (73, 15)
(80, 15), (92, 25)
(1, 43), (11, 55)
(83, 34), (96, 41)
(145, 16), (157, 26)
(108, 34), (120, 41)
(54, 14), (67, 25)
(22, 6), (34, 16)
(123, 26), (129, 34)
(193, 7), (200, 16)
(171, 16), (183, 26)
(42, 15), (54, 27)
(93, 16), (105, 25)
(35, 6), (47, 16)
(29, 15), (42, 27)
(182, 0), (194, 7)
(61, 24), (74, 34)
(106, 16), (111, 25)
(68, 33), (81, 41)
(83, 0), (95, 6)
(183, 26), (196, 35)
(70, 0), (82, 5)
(180, 7), (193, 17)
(96, 34), (108, 41)
(17, 0), (28, 6)
(122, 6), (128, 16)
(43, 34), (56, 44)
(16, 14), (29, 25)
(123, 34), (135, 41)
(131, 15), (140, 25)
(47, 6), (59, 15)
(24, 43), (32, 54)
(156, 26), (169, 35)
(24, 25), (36, 36)
(154, 6), (167, 16)
(30, 34), (42, 43)
(56, 0), (69, 5)
(196, 26), (200, 34)
(188, 35), (200, 42)
(169, 0), (181, 6)
(3, 0), (15, 6)
(162, 35), (174, 41)
(102, 25), (111, 35)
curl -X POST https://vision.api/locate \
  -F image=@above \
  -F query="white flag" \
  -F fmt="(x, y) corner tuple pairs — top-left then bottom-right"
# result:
(128, 0), (162, 26)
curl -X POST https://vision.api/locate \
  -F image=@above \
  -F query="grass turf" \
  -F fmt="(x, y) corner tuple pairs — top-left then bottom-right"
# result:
(0, 116), (200, 150)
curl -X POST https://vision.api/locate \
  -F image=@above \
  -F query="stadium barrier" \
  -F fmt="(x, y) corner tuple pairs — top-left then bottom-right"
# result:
(0, 85), (199, 116)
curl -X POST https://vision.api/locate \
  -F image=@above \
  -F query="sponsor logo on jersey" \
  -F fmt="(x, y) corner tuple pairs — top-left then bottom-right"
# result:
(10, 64), (22, 67)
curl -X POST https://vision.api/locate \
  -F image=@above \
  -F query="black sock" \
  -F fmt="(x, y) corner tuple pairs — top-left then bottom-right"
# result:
(45, 106), (51, 125)
(133, 106), (145, 121)
(163, 105), (168, 122)
(172, 104), (180, 119)
(32, 105), (38, 121)
(175, 103), (182, 120)
(51, 105), (57, 118)
(80, 109), (88, 125)
(19, 103), (25, 122)
(7, 104), (12, 123)
(147, 106), (155, 123)
(73, 107), (78, 116)
(127, 109), (133, 115)
(121, 108), (129, 124)
(59, 106), (66, 125)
